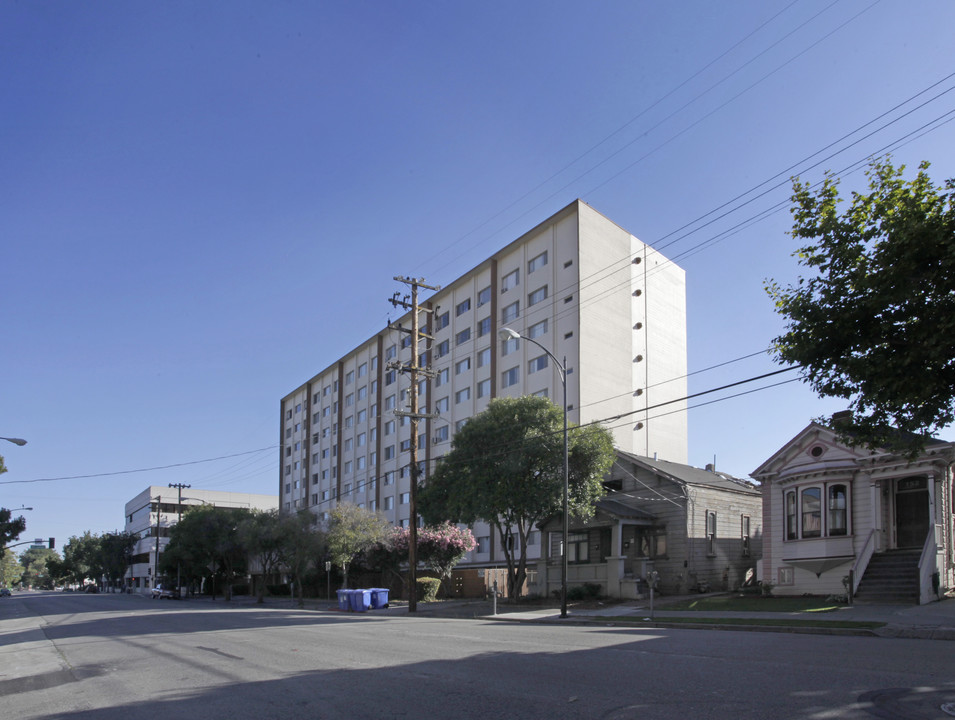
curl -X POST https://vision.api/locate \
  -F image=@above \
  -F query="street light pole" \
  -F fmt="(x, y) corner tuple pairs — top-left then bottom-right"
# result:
(499, 327), (570, 619)
(0, 437), (27, 446)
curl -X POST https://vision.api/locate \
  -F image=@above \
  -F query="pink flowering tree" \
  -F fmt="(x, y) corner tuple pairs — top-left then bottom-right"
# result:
(417, 522), (476, 593)
(369, 523), (475, 598)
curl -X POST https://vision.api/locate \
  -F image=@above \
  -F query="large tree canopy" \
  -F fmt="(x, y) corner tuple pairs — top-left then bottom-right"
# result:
(767, 158), (955, 454)
(0, 507), (27, 560)
(162, 506), (251, 599)
(1, 456), (28, 559)
(418, 395), (615, 599)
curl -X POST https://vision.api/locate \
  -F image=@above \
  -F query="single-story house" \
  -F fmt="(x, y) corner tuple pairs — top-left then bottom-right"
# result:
(752, 416), (954, 604)
(538, 451), (763, 599)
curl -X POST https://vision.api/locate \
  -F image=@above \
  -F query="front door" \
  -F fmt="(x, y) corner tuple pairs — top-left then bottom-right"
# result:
(895, 478), (930, 548)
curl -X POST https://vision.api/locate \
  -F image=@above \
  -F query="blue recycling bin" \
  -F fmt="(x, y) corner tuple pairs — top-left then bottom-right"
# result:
(336, 589), (350, 611)
(350, 589), (371, 612)
(369, 588), (389, 609)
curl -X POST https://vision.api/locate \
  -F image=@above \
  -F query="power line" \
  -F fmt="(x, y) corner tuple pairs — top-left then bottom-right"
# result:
(420, 0), (808, 279)
(0, 447), (277, 486)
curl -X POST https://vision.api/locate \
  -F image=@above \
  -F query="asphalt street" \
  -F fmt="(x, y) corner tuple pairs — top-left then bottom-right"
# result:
(3, 591), (955, 720)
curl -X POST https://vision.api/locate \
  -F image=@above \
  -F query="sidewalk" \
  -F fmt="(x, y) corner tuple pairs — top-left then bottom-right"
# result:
(454, 593), (955, 640)
(168, 589), (955, 640)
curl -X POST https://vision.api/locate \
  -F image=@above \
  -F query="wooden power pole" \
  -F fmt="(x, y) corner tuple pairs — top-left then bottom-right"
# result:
(388, 276), (439, 613)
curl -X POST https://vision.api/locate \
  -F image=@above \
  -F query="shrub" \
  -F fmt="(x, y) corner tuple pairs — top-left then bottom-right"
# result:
(416, 577), (442, 602)
(266, 584), (291, 596)
(566, 583), (602, 601)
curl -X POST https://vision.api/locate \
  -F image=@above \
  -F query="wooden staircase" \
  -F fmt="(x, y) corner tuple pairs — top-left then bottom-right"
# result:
(855, 549), (921, 604)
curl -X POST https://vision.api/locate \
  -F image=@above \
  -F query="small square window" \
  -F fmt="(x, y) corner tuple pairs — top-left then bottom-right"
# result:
(528, 286), (548, 307)
(529, 319), (547, 339)
(502, 301), (520, 324)
(502, 269), (520, 292)
(502, 366), (520, 388)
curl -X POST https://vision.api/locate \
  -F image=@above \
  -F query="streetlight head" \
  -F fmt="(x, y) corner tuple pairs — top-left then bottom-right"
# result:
(1, 437), (27, 446)
(499, 327), (521, 342)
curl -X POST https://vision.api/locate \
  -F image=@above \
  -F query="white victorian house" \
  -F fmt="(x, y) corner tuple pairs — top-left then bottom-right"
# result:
(753, 415), (955, 604)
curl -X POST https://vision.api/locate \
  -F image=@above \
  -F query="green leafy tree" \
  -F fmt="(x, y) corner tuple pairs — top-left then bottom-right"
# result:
(767, 158), (955, 454)
(20, 547), (60, 589)
(1, 550), (23, 587)
(419, 395), (615, 599)
(162, 506), (251, 600)
(98, 532), (137, 590)
(0, 508), (27, 561)
(325, 503), (390, 589)
(0, 456), (28, 560)
(239, 509), (286, 603)
(275, 510), (326, 608)
(61, 532), (100, 586)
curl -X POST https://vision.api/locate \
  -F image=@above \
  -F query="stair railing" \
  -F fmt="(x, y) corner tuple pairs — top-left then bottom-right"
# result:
(918, 524), (938, 605)
(849, 529), (877, 599)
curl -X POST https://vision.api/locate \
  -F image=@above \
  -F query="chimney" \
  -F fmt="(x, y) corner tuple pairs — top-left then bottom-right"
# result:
(831, 410), (853, 428)
(705, 463), (715, 473)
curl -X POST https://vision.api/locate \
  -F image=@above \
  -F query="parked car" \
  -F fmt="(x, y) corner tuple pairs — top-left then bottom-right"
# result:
(151, 584), (178, 599)
(0, 588), (12, 597)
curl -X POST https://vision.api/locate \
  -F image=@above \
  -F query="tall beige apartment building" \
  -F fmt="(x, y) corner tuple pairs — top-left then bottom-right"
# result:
(280, 200), (687, 573)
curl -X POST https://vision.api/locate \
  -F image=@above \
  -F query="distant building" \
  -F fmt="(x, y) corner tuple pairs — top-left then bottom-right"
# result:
(281, 200), (688, 593)
(123, 486), (278, 593)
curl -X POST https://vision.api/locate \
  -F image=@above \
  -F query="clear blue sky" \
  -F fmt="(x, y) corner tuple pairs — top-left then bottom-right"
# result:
(3, 1), (954, 550)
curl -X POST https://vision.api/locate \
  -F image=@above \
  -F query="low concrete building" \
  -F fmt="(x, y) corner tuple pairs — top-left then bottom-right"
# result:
(123, 486), (278, 593)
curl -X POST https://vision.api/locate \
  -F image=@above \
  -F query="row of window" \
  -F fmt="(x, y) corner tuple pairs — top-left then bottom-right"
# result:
(287, 309), (567, 438)
(785, 484), (848, 540)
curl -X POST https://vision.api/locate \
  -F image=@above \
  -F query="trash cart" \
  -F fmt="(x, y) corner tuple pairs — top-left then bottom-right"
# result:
(369, 588), (389, 609)
(336, 589), (350, 611)
(350, 589), (371, 612)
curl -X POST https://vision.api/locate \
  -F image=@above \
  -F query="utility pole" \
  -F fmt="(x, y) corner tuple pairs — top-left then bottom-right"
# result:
(389, 276), (439, 613)
(153, 495), (162, 589)
(169, 483), (190, 597)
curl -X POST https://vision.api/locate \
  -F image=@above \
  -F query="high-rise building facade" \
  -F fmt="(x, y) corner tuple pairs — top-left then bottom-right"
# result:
(280, 200), (687, 571)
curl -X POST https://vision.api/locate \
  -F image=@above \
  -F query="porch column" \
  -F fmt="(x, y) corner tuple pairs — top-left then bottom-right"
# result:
(605, 522), (625, 598)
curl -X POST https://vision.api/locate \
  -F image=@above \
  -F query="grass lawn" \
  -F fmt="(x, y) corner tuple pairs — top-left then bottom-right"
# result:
(659, 594), (845, 613)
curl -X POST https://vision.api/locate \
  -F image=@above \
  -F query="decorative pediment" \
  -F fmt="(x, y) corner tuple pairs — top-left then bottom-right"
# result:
(752, 423), (876, 484)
